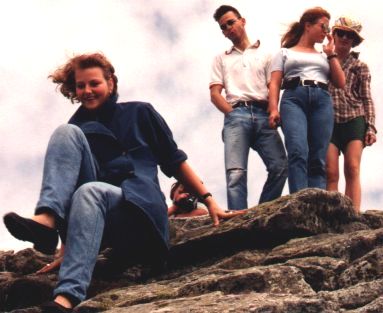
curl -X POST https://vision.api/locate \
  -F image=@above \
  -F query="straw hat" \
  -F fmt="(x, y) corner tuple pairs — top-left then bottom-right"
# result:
(333, 16), (364, 45)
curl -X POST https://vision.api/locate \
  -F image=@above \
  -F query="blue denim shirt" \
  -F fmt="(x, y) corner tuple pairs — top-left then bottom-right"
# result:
(68, 97), (187, 249)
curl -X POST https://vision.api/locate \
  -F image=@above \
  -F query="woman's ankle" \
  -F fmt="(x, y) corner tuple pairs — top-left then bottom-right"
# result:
(32, 212), (56, 229)
(54, 295), (73, 309)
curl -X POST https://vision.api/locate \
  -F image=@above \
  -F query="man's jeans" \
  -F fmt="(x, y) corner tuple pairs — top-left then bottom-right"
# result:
(280, 86), (334, 193)
(35, 124), (125, 302)
(223, 105), (287, 210)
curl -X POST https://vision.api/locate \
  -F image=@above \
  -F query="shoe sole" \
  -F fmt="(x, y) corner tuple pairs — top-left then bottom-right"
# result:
(3, 212), (57, 255)
(4, 213), (32, 241)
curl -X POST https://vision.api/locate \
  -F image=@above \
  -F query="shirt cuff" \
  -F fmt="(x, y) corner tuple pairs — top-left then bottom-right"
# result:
(160, 149), (188, 177)
(367, 124), (377, 134)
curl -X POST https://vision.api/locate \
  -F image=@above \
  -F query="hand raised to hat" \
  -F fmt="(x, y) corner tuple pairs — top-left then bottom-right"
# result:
(323, 33), (335, 56)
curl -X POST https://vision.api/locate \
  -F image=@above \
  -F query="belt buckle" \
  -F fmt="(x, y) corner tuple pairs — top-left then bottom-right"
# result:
(301, 79), (315, 87)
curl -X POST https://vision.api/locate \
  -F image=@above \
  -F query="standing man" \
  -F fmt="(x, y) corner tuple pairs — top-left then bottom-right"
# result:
(326, 16), (377, 212)
(210, 5), (287, 210)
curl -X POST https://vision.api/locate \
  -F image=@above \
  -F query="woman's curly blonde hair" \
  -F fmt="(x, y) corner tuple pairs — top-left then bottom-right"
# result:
(49, 53), (118, 103)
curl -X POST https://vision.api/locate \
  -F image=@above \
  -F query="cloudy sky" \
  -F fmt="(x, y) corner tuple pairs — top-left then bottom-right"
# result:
(1, 0), (382, 251)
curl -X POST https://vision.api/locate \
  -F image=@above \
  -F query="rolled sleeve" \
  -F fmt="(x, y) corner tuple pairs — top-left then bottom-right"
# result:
(360, 64), (376, 133)
(138, 103), (188, 177)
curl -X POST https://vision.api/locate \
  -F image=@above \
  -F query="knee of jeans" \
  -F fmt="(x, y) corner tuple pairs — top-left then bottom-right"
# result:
(70, 182), (111, 221)
(269, 163), (288, 178)
(226, 168), (246, 185)
(288, 148), (308, 163)
(73, 182), (106, 205)
(308, 159), (326, 176)
(52, 124), (84, 141)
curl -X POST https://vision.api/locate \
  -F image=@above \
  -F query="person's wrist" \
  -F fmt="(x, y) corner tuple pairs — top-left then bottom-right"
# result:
(268, 106), (276, 111)
(201, 193), (216, 207)
(225, 108), (233, 115)
(327, 52), (338, 60)
(199, 192), (212, 202)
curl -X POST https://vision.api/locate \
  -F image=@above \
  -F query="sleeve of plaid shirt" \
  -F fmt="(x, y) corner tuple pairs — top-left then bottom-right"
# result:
(360, 62), (377, 134)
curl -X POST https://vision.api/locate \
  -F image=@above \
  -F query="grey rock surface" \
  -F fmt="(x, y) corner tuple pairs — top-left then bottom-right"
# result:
(1, 188), (383, 312)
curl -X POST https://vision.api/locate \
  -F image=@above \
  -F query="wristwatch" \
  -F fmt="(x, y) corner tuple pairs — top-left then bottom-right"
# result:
(199, 192), (212, 201)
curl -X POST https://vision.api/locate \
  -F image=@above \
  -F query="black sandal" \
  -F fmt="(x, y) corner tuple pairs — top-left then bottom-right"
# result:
(3, 212), (58, 255)
(41, 301), (73, 313)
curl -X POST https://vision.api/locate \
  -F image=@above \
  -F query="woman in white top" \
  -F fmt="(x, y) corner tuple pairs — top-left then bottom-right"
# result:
(268, 7), (345, 193)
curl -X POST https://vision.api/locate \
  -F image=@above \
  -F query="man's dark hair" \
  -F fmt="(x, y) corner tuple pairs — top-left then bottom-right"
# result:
(213, 5), (242, 21)
(170, 181), (182, 201)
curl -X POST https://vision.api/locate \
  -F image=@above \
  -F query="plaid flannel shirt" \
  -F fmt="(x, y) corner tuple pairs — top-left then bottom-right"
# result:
(329, 51), (376, 134)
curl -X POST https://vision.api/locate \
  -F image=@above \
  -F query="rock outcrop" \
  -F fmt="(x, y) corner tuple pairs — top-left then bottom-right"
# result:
(1, 188), (383, 312)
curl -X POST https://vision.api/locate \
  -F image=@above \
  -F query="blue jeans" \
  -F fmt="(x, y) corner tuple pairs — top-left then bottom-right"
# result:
(280, 86), (334, 193)
(36, 124), (98, 219)
(35, 125), (149, 302)
(223, 105), (287, 210)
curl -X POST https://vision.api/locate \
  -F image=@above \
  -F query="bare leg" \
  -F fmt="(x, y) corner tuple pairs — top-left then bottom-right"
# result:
(326, 143), (340, 191)
(343, 140), (363, 212)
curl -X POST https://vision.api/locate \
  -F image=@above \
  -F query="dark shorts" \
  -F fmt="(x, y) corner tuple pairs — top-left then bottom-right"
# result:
(330, 116), (366, 154)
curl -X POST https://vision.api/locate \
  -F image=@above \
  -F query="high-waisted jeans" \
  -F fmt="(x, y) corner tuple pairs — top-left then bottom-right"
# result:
(280, 86), (334, 193)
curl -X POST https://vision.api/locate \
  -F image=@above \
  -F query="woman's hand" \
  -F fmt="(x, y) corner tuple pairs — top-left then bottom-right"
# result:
(36, 244), (65, 274)
(323, 33), (335, 56)
(173, 161), (245, 226)
(268, 71), (283, 128)
(205, 197), (245, 226)
(324, 33), (346, 88)
(268, 109), (281, 129)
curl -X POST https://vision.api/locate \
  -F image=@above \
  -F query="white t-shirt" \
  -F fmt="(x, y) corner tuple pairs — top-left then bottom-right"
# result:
(271, 48), (330, 83)
(210, 41), (271, 105)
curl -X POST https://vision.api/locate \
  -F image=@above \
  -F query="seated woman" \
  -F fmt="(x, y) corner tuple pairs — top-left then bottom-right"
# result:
(3, 53), (241, 313)
(168, 181), (209, 218)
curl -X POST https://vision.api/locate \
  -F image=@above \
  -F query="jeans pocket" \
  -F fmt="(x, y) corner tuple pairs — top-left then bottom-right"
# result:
(282, 89), (297, 101)
(224, 107), (236, 118)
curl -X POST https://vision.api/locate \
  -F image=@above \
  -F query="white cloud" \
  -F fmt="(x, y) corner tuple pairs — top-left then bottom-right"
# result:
(1, 0), (382, 251)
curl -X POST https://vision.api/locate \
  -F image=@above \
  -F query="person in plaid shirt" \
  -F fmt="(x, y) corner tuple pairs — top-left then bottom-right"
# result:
(326, 16), (377, 212)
